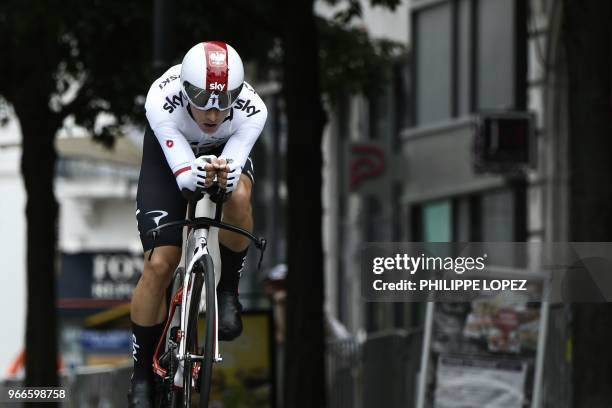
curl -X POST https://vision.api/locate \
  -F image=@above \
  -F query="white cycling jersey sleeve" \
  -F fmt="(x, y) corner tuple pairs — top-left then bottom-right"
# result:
(149, 121), (196, 179)
(220, 102), (267, 169)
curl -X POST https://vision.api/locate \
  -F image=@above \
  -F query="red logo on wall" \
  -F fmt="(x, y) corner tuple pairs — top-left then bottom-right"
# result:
(350, 144), (386, 190)
(166, 140), (174, 148)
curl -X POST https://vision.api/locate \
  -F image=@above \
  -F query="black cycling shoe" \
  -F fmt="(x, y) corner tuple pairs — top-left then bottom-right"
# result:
(128, 379), (153, 408)
(218, 291), (243, 341)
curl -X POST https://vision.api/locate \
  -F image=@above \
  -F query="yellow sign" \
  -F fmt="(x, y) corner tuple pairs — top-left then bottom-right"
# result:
(198, 311), (274, 407)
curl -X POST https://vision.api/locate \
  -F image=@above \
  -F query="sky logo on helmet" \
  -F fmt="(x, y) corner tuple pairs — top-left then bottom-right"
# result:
(209, 51), (226, 67)
(209, 82), (226, 91)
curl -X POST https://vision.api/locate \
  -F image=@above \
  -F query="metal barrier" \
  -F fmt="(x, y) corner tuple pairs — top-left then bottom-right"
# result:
(62, 363), (131, 408)
(327, 338), (362, 408)
(3, 363), (132, 408)
(5, 330), (423, 408)
(362, 329), (423, 408)
(326, 329), (424, 408)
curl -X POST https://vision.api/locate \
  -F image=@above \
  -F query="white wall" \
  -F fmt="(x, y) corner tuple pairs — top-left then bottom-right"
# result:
(360, 0), (410, 45)
(0, 117), (26, 378)
(57, 182), (141, 254)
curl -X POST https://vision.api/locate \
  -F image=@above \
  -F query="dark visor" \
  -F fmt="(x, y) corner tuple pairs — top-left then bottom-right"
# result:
(183, 81), (243, 110)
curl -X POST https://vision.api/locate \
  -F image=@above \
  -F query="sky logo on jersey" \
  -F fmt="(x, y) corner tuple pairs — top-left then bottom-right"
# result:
(208, 82), (226, 91)
(158, 74), (179, 90)
(209, 51), (226, 67)
(234, 98), (261, 117)
(163, 93), (184, 114)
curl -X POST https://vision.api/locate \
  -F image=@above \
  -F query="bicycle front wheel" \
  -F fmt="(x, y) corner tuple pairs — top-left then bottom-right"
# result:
(184, 260), (204, 406)
(199, 255), (217, 408)
(184, 255), (217, 408)
(197, 254), (216, 406)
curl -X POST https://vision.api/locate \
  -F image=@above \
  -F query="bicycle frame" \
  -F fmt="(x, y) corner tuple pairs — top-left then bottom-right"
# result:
(149, 187), (266, 397)
(153, 281), (178, 375)
(152, 197), (221, 385)
(179, 217), (222, 372)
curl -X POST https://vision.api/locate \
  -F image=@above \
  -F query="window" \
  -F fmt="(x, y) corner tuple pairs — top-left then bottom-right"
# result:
(423, 200), (452, 242)
(414, 2), (452, 124)
(476, 0), (516, 110)
(412, 0), (527, 127)
(410, 186), (526, 243)
(481, 189), (515, 241)
(457, 0), (472, 116)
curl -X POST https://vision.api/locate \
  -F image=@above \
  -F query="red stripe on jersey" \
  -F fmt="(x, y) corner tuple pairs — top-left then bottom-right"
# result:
(174, 166), (191, 177)
(203, 41), (228, 93)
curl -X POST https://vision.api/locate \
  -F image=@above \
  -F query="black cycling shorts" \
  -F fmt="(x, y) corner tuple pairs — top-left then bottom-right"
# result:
(136, 124), (255, 252)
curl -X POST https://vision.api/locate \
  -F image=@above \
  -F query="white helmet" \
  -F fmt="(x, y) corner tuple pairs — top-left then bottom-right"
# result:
(180, 41), (244, 111)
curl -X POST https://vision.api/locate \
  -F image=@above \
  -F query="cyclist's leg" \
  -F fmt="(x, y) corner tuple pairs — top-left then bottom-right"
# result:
(132, 246), (181, 324)
(219, 171), (254, 250)
(130, 124), (187, 406)
(218, 173), (253, 288)
(217, 159), (255, 340)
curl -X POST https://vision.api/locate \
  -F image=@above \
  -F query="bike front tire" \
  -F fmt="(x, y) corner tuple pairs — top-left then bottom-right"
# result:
(196, 254), (216, 407)
(183, 254), (216, 407)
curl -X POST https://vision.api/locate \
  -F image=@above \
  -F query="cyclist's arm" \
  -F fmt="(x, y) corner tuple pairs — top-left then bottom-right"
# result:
(221, 102), (268, 169)
(144, 72), (197, 191)
(150, 121), (197, 189)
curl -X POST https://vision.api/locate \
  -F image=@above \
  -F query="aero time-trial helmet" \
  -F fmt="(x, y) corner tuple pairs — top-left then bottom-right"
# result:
(180, 41), (244, 111)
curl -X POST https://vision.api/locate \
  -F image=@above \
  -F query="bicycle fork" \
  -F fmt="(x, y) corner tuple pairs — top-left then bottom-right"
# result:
(174, 229), (222, 388)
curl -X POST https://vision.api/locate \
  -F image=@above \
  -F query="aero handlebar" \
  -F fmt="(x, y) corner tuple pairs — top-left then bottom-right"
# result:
(145, 184), (267, 268)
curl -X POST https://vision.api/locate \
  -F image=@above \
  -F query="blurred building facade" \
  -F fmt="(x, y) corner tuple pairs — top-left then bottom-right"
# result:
(321, 0), (572, 406)
(54, 135), (141, 368)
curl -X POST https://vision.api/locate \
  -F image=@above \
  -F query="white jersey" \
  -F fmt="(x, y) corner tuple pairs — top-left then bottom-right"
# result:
(144, 64), (267, 180)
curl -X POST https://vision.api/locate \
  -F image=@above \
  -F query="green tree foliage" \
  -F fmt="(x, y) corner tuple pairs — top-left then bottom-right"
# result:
(318, 18), (402, 96)
(0, 1), (153, 144)
(0, 0), (400, 141)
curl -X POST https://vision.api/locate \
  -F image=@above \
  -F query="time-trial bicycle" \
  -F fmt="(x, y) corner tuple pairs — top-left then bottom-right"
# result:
(146, 184), (266, 407)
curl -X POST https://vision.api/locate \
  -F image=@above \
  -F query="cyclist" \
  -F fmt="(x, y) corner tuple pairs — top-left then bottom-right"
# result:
(129, 41), (267, 407)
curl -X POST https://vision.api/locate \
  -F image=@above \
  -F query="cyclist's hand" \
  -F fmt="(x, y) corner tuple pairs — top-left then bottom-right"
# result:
(194, 155), (219, 188)
(217, 156), (241, 193)
(216, 157), (229, 187)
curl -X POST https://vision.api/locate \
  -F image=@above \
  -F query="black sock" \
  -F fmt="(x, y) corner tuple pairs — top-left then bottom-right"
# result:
(218, 243), (248, 294)
(132, 321), (165, 383)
